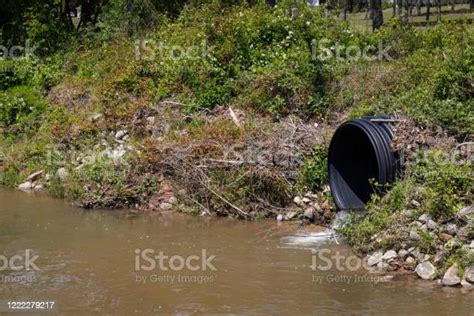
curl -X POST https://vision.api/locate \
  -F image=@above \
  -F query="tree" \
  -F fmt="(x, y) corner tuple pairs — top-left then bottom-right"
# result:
(371, 0), (383, 29)
(426, 0), (431, 20)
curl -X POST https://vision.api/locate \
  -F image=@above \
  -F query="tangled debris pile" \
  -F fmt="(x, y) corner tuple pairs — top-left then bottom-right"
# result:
(138, 105), (332, 219)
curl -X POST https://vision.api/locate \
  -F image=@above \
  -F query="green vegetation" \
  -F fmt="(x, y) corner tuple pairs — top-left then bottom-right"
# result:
(341, 150), (472, 268)
(0, 1), (472, 225)
(299, 144), (328, 191)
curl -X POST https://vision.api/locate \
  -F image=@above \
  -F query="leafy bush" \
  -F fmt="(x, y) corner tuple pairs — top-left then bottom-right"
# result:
(0, 85), (46, 135)
(412, 150), (472, 221)
(299, 144), (328, 191)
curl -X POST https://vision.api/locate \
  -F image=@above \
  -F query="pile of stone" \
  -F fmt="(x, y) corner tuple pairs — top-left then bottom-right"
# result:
(277, 189), (335, 225)
(18, 170), (45, 192)
(364, 208), (474, 289)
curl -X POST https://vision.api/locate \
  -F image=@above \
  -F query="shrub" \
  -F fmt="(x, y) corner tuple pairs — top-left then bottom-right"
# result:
(0, 85), (47, 136)
(299, 144), (328, 191)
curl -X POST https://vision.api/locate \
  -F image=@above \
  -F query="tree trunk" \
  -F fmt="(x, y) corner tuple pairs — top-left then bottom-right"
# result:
(371, 0), (383, 29)
(367, 0), (373, 19)
(416, 0), (421, 15)
(341, 0), (348, 20)
(396, 0), (402, 15)
(426, 0), (431, 20)
(437, 0), (441, 21)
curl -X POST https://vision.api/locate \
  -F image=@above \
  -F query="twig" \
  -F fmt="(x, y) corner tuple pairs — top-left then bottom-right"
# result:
(159, 100), (186, 106)
(228, 107), (241, 127)
(190, 197), (212, 215)
(206, 186), (249, 217)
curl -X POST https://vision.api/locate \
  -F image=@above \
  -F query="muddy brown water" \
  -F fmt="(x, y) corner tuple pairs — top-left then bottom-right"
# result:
(0, 189), (472, 315)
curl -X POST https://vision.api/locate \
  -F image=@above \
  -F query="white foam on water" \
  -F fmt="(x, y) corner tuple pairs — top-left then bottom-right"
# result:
(280, 229), (339, 248)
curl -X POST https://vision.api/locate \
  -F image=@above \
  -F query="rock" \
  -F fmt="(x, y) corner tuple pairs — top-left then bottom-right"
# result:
(293, 196), (303, 205)
(439, 233), (453, 242)
(418, 214), (430, 223)
(408, 247), (416, 253)
(464, 266), (474, 283)
(457, 227), (470, 242)
(469, 240), (474, 249)
(461, 278), (473, 289)
(159, 203), (173, 210)
(56, 167), (69, 181)
(285, 211), (297, 220)
(433, 251), (446, 265)
(443, 223), (458, 236)
(27, 170), (43, 181)
(387, 262), (399, 271)
(276, 214), (284, 222)
(410, 230), (420, 240)
(146, 116), (155, 125)
(456, 205), (474, 221)
(18, 181), (33, 191)
(321, 200), (331, 210)
(405, 256), (416, 267)
(377, 261), (389, 270)
(331, 210), (352, 230)
(415, 262), (437, 280)
(411, 249), (423, 261)
(411, 200), (421, 208)
(302, 197), (311, 203)
(382, 250), (398, 261)
(367, 251), (383, 266)
(115, 130), (128, 140)
(33, 184), (44, 191)
(305, 192), (318, 199)
(104, 147), (126, 160)
(421, 254), (430, 262)
(89, 112), (103, 121)
(426, 219), (438, 230)
(442, 264), (461, 286)
(303, 208), (314, 220)
(168, 196), (178, 205)
(398, 249), (409, 259)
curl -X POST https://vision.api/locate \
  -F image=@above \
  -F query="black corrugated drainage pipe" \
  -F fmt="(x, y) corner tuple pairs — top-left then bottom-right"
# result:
(328, 116), (402, 210)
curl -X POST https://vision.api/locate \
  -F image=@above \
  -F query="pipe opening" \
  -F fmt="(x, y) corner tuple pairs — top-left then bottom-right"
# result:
(328, 118), (400, 210)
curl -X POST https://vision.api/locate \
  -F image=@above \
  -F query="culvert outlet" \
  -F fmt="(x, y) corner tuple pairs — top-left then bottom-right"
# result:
(328, 116), (402, 210)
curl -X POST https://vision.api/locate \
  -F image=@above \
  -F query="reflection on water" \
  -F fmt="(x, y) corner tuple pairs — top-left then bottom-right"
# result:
(0, 189), (471, 314)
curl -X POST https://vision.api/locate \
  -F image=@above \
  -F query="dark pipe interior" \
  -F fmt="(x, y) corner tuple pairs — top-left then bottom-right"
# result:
(329, 124), (379, 210)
